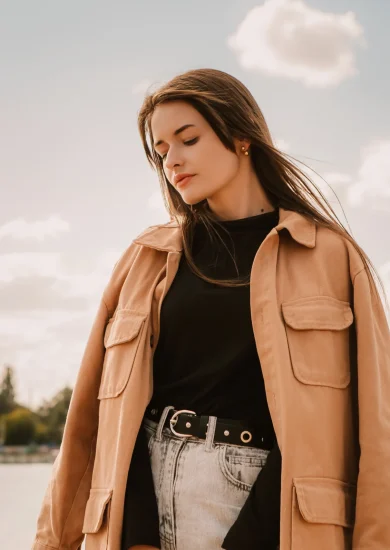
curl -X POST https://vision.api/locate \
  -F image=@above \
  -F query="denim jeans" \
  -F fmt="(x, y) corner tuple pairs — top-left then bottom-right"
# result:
(143, 405), (271, 550)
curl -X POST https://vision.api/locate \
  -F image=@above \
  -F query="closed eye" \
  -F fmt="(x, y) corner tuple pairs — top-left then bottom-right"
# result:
(161, 137), (199, 161)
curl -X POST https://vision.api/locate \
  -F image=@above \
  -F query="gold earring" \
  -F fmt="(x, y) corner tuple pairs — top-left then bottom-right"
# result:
(241, 145), (249, 156)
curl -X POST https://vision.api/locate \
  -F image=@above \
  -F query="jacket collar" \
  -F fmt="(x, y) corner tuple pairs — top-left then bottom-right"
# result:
(133, 207), (317, 253)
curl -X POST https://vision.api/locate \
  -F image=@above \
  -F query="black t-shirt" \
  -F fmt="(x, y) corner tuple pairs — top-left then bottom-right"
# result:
(121, 209), (282, 550)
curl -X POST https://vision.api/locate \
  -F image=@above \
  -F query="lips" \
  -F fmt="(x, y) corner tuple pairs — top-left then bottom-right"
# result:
(174, 173), (195, 185)
(177, 175), (194, 188)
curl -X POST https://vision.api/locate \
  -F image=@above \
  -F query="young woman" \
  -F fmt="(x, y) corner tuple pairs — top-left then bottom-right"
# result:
(32, 68), (390, 550)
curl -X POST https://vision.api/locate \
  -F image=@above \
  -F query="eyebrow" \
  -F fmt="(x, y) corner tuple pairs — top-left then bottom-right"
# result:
(153, 124), (196, 148)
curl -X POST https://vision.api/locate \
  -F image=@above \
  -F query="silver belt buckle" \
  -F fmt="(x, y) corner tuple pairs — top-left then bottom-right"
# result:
(169, 409), (196, 437)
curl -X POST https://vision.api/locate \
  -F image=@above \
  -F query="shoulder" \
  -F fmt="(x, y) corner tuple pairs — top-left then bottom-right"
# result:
(112, 219), (179, 267)
(103, 219), (180, 312)
(133, 218), (179, 240)
(314, 223), (365, 279)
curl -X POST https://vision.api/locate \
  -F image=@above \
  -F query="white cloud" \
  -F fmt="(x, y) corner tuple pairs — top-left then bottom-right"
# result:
(0, 248), (121, 297)
(51, 247), (123, 299)
(317, 171), (353, 206)
(146, 191), (172, 224)
(0, 310), (89, 344)
(278, 153), (350, 224)
(0, 247), (122, 408)
(147, 190), (166, 211)
(323, 172), (353, 186)
(346, 140), (390, 209)
(227, 0), (366, 88)
(0, 309), (98, 409)
(0, 253), (62, 283)
(274, 138), (291, 152)
(287, 138), (390, 214)
(131, 78), (154, 95)
(0, 215), (69, 241)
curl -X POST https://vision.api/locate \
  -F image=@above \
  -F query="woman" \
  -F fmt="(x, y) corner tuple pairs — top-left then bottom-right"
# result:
(32, 68), (390, 550)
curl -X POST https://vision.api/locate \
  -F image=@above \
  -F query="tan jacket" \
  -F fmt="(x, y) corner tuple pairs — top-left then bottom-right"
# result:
(32, 207), (390, 550)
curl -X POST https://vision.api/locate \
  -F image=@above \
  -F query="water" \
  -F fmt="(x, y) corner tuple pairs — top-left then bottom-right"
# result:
(0, 464), (85, 549)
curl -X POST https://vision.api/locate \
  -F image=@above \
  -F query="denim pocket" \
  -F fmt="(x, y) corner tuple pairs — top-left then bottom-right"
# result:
(218, 444), (269, 491)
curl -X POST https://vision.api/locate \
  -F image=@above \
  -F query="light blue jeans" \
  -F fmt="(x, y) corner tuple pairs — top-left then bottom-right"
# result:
(143, 405), (271, 550)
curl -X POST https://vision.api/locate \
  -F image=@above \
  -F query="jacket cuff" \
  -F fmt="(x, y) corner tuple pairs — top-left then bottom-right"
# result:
(31, 539), (80, 550)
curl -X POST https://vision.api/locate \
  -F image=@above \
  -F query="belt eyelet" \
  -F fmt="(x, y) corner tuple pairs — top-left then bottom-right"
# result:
(240, 430), (252, 443)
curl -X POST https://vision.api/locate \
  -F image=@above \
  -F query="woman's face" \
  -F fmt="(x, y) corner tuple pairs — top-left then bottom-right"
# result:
(151, 100), (246, 206)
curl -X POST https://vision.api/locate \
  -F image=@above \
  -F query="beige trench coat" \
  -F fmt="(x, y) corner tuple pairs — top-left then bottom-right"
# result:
(32, 208), (390, 550)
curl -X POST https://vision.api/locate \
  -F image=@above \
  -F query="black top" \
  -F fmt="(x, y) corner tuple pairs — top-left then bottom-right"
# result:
(121, 209), (282, 550)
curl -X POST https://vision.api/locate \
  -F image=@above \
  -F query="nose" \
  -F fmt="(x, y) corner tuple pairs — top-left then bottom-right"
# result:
(164, 147), (183, 172)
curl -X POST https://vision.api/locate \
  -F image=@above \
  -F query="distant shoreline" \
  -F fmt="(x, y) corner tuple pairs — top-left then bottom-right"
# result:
(0, 454), (57, 464)
(0, 445), (59, 463)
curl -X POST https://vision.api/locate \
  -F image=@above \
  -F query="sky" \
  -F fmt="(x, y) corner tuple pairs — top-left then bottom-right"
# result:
(1, 0), (389, 408)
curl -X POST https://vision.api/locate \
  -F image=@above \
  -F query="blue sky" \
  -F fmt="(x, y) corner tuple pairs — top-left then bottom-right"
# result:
(1, 0), (389, 407)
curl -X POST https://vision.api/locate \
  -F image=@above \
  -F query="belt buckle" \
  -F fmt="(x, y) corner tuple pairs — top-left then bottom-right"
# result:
(169, 409), (196, 438)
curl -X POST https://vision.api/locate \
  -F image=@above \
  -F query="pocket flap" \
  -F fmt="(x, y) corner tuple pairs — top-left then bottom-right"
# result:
(104, 311), (146, 348)
(82, 489), (113, 534)
(293, 477), (356, 528)
(282, 296), (354, 331)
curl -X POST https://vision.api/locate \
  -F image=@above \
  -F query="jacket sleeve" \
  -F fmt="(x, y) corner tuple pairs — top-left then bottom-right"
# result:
(351, 267), (390, 548)
(32, 297), (109, 550)
(221, 442), (281, 550)
(31, 242), (141, 550)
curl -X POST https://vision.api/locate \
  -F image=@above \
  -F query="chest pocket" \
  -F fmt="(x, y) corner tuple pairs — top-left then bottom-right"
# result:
(281, 295), (354, 389)
(98, 310), (147, 399)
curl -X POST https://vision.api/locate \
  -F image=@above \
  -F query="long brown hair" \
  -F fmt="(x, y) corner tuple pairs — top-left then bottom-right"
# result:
(137, 68), (388, 311)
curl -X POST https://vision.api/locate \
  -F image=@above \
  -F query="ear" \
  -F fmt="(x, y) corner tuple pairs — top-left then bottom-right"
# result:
(234, 137), (251, 155)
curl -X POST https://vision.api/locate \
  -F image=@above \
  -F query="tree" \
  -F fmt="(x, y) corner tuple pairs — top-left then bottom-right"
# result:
(34, 421), (51, 444)
(35, 386), (73, 444)
(0, 365), (16, 415)
(4, 407), (36, 445)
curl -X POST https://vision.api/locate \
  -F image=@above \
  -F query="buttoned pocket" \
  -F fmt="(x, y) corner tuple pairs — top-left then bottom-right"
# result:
(98, 310), (147, 399)
(292, 477), (356, 549)
(281, 295), (354, 389)
(82, 488), (113, 548)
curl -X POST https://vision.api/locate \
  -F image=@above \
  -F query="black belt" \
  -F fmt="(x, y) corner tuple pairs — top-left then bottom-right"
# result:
(144, 406), (276, 450)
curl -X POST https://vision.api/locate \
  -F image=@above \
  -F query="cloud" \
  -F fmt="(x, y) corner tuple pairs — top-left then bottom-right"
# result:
(0, 248), (121, 295)
(283, 137), (390, 214)
(0, 247), (117, 405)
(0, 309), (90, 345)
(322, 172), (353, 186)
(274, 138), (291, 152)
(0, 215), (69, 241)
(0, 246), (123, 408)
(0, 276), (90, 312)
(147, 190), (166, 212)
(227, 0), (366, 88)
(0, 309), (97, 410)
(51, 248), (124, 299)
(346, 140), (390, 209)
(0, 252), (62, 283)
(293, 139), (390, 213)
(131, 79), (155, 95)
(313, 171), (353, 205)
